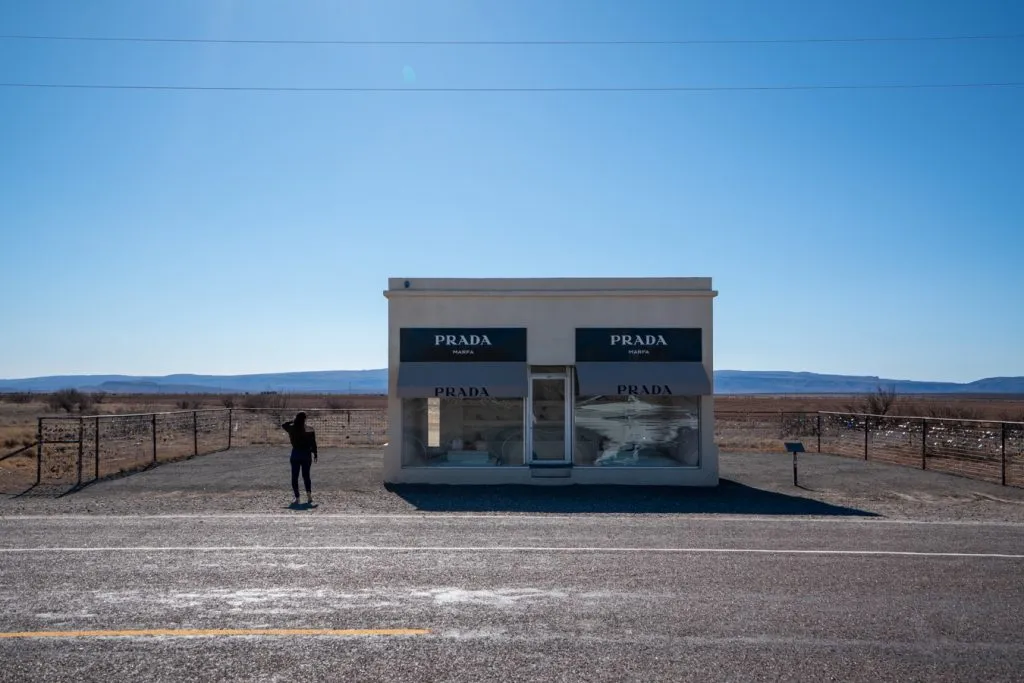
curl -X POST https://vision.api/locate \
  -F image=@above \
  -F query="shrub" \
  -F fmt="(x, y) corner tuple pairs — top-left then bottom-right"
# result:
(46, 388), (94, 414)
(1, 392), (34, 404)
(241, 393), (290, 410)
(845, 385), (898, 416)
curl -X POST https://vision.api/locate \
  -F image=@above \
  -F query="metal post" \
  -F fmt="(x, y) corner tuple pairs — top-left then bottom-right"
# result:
(780, 411), (785, 436)
(227, 409), (233, 450)
(36, 418), (43, 486)
(77, 417), (84, 486)
(1001, 422), (1007, 486)
(152, 413), (157, 464)
(94, 416), (100, 481)
(864, 415), (870, 460)
(921, 419), (927, 470)
(816, 413), (822, 453)
(193, 411), (198, 456)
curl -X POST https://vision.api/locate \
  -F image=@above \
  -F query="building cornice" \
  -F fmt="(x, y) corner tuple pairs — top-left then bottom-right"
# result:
(384, 289), (718, 299)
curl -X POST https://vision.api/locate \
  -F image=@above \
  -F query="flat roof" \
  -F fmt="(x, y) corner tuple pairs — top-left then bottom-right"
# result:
(386, 277), (714, 293)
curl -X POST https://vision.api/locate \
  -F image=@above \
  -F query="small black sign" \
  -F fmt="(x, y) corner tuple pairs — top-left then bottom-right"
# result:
(575, 327), (702, 362)
(400, 328), (527, 362)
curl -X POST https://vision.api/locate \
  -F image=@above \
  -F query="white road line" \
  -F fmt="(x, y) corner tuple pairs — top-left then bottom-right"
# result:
(0, 546), (1021, 558)
(3, 513), (1024, 527)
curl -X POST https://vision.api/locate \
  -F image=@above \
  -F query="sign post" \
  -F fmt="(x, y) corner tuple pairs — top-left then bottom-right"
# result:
(784, 441), (805, 487)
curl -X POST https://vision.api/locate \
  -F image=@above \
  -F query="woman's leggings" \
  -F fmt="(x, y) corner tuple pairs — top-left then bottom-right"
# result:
(290, 450), (312, 497)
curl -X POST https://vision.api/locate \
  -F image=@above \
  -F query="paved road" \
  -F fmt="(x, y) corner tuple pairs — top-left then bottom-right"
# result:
(2, 514), (1022, 682)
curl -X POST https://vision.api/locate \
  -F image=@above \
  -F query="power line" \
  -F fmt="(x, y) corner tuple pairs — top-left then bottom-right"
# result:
(2, 81), (1022, 93)
(2, 32), (1023, 46)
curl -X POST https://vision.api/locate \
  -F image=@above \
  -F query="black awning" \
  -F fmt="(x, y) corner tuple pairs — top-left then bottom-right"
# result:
(396, 362), (528, 399)
(575, 362), (712, 397)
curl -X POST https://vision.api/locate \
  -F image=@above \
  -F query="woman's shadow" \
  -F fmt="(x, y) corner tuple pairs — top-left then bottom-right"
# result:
(286, 501), (319, 511)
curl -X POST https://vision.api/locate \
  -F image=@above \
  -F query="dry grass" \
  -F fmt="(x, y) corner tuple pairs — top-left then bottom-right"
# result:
(0, 400), (44, 452)
(715, 394), (1024, 422)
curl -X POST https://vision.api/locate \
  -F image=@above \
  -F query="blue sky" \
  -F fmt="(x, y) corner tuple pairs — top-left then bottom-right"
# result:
(1, 0), (1022, 382)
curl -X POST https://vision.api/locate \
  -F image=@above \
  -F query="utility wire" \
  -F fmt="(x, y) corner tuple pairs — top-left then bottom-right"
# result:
(2, 32), (1023, 46)
(2, 82), (1022, 92)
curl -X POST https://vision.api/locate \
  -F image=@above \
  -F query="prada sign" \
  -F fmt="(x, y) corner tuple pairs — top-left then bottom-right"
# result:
(575, 327), (702, 363)
(432, 386), (491, 398)
(616, 384), (673, 396)
(400, 327), (527, 363)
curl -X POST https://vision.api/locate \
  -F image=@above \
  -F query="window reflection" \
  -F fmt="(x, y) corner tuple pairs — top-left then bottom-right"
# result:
(402, 397), (524, 466)
(574, 395), (700, 467)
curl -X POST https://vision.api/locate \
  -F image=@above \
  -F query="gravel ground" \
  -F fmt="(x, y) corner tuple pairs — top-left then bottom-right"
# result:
(3, 447), (1024, 522)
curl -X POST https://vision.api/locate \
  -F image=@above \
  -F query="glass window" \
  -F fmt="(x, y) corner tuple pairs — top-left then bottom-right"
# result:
(402, 397), (524, 467)
(574, 395), (700, 467)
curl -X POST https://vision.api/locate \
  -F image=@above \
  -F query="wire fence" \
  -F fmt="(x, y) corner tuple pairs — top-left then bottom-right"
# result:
(27, 407), (388, 488)
(9, 407), (1024, 490)
(719, 410), (1024, 487)
(230, 408), (387, 449)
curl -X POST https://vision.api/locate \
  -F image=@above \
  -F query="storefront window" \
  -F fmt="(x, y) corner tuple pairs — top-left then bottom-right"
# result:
(574, 395), (700, 467)
(401, 397), (525, 467)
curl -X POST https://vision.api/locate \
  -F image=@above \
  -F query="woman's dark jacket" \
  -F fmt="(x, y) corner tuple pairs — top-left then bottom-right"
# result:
(282, 421), (318, 456)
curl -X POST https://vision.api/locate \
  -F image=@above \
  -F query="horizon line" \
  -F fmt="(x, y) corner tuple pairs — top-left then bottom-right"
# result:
(1, 368), (1022, 386)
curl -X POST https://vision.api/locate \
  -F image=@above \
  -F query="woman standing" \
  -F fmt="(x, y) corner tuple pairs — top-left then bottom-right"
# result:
(282, 411), (318, 505)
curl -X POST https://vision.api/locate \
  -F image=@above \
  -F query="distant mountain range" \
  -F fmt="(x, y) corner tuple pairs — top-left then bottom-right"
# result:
(0, 370), (388, 395)
(713, 371), (1024, 395)
(1, 369), (1023, 395)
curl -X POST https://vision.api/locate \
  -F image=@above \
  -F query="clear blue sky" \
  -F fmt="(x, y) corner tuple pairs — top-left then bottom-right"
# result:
(1, 0), (1022, 383)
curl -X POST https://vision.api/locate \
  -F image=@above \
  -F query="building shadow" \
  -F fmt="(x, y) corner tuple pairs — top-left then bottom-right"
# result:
(385, 479), (879, 516)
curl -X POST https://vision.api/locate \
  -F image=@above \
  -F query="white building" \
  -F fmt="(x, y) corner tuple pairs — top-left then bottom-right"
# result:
(383, 277), (718, 485)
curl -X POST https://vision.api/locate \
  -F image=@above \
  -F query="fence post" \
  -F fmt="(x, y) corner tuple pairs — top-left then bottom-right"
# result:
(36, 418), (43, 486)
(77, 417), (84, 486)
(864, 415), (870, 460)
(1002, 422), (1007, 486)
(227, 409), (233, 450)
(816, 413), (822, 453)
(921, 418), (928, 470)
(193, 411), (198, 457)
(152, 413), (157, 464)
(780, 411), (785, 436)
(94, 416), (100, 481)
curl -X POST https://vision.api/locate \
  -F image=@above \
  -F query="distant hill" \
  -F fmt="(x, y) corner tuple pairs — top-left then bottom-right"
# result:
(1, 369), (1023, 395)
(0, 370), (389, 394)
(713, 371), (1024, 395)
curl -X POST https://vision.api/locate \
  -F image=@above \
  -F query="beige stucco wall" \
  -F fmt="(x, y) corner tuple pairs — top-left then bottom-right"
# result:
(383, 277), (718, 486)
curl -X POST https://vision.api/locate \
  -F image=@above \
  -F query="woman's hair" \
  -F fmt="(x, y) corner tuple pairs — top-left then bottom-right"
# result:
(293, 411), (307, 431)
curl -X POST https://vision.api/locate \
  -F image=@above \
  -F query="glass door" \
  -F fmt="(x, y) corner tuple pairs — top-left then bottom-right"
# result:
(527, 372), (571, 464)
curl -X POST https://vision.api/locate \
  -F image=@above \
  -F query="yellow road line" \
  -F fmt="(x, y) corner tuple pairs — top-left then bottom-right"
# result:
(0, 628), (430, 639)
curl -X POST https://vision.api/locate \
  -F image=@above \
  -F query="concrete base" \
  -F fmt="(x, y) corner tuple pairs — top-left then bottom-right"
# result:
(383, 465), (719, 487)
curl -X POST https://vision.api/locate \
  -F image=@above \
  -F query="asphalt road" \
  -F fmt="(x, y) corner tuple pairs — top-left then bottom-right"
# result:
(2, 514), (1023, 682)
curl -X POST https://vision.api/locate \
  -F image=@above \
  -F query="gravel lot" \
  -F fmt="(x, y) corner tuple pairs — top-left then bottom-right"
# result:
(3, 446), (1024, 522)
(3, 448), (1024, 682)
